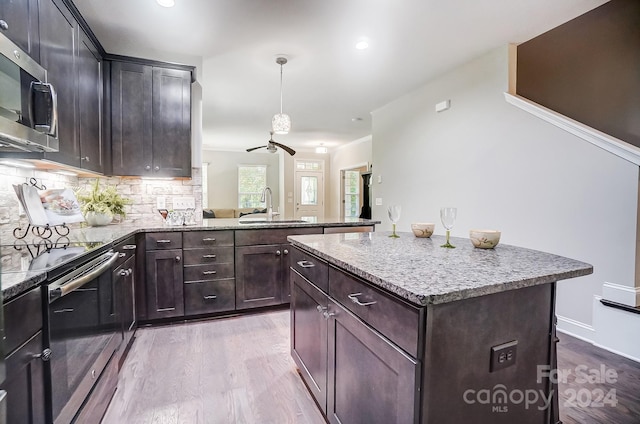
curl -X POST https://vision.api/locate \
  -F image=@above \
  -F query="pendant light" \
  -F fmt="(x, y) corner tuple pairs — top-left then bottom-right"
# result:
(272, 57), (291, 135)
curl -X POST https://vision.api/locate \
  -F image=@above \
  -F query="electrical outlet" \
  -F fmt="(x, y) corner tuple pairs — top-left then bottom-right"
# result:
(156, 196), (166, 209)
(173, 196), (195, 210)
(490, 340), (518, 372)
(375, 198), (383, 206)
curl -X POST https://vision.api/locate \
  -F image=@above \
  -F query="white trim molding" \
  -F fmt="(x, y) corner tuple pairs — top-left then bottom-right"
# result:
(556, 314), (595, 342)
(593, 296), (640, 363)
(504, 93), (640, 166)
(602, 282), (640, 307)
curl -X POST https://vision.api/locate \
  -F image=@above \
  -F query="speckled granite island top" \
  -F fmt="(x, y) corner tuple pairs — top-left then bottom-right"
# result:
(287, 231), (593, 306)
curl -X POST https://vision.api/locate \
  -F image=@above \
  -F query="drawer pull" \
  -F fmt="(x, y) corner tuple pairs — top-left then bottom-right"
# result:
(122, 244), (136, 250)
(203, 270), (217, 275)
(156, 239), (172, 244)
(276, 250), (281, 256)
(202, 237), (216, 242)
(32, 348), (52, 362)
(54, 308), (74, 314)
(316, 305), (328, 313)
(297, 260), (315, 268)
(203, 295), (218, 300)
(322, 310), (336, 320)
(202, 254), (217, 259)
(118, 252), (126, 258)
(348, 292), (377, 307)
(284, 249), (289, 255)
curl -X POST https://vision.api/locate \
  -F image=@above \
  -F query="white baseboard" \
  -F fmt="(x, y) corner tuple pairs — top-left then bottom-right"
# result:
(592, 296), (640, 363)
(556, 314), (595, 343)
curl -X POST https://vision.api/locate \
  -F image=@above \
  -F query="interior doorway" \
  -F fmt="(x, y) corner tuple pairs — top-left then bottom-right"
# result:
(294, 160), (325, 220)
(340, 165), (368, 219)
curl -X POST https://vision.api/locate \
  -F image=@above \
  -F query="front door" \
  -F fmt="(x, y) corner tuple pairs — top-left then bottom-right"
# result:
(295, 162), (325, 220)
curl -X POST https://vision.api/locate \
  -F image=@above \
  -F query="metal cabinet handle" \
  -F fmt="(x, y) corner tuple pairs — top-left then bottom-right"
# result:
(175, 256), (181, 262)
(32, 348), (52, 362)
(156, 239), (172, 244)
(81, 156), (90, 162)
(203, 270), (217, 275)
(119, 269), (132, 277)
(316, 305), (328, 313)
(283, 249), (289, 255)
(0, 20), (8, 31)
(202, 254), (216, 259)
(145, 165), (151, 171)
(276, 250), (281, 256)
(202, 238), (216, 242)
(297, 260), (314, 268)
(154, 166), (160, 171)
(122, 244), (136, 250)
(118, 252), (126, 258)
(203, 295), (217, 300)
(53, 308), (74, 314)
(322, 310), (336, 320)
(347, 292), (377, 307)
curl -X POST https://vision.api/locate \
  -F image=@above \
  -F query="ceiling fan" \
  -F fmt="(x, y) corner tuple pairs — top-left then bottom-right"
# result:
(246, 132), (296, 156)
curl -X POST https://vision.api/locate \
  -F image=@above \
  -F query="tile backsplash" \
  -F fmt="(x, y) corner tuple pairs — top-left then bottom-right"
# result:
(0, 165), (202, 243)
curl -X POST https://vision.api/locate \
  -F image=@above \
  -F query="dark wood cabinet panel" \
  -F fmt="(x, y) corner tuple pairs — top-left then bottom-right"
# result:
(184, 279), (235, 316)
(0, 0), (39, 59)
(182, 246), (234, 266)
(290, 270), (328, 413)
(183, 230), (234, 248)
(110, 61), (153, 176)
(235, 244), (284, 309)
(327, 300), (419, 424)
(145, 249), (184, 319)
(151, 67), (191, 177)
(3, 286), (42, 354)
(39, 0), (78, 167)
(290, 248), (328, 292)
(236, 227), (322, 246)
(114, 254), (136, 368)
(76, 29), (103, 173)
(72, 353), (117, 424)
(184, 262), (234, 282)
(145, 232), (182, 250)
(0, 331), (46, 424)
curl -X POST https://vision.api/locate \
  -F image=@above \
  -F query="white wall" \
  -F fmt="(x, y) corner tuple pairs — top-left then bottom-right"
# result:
(328, 136), (373, 218)
(371, 46), (638, 340)
(202, 150), (280, 209)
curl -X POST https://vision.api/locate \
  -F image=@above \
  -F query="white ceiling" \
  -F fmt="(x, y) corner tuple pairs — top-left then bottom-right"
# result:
(74, 0), (606, 153)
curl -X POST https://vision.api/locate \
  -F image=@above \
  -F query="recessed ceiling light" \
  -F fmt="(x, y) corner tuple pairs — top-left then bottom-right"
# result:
(315, 146), (328, 154)
(355, 40), (369, 50)
(156, 0), (175, 7)
(351, 117), (363, 122)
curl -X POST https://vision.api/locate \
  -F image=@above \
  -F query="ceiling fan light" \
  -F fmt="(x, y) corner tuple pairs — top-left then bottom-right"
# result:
(156, 0), (175, 7)
(272, 113), (291, 135)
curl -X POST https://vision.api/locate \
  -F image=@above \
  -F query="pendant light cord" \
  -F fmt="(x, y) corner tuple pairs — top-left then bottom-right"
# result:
(279, 63), (284, 114)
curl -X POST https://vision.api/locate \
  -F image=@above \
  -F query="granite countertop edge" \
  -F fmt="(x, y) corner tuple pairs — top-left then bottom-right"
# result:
(287, 236), (594, 307)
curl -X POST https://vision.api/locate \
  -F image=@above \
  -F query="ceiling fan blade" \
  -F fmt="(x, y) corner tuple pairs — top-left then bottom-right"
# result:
(272, 141), (296, 156)
(246, 145), (267, 152)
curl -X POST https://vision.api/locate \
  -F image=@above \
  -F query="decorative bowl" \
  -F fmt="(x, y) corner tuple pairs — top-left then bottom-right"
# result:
(469, 229), (501, 249)
(411, 223), (435, 238)
(85, 211), (112, 227)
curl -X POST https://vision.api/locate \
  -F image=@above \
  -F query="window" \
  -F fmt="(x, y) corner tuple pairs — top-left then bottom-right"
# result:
(238, 165), (267, 208)
(344, 170), (360, 218)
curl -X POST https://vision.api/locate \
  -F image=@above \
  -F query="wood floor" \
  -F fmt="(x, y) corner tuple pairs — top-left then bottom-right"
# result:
(102, 310), (640, 424)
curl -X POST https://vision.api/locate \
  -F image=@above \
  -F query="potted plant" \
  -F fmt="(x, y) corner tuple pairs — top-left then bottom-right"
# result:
(76, 179), (131, 226)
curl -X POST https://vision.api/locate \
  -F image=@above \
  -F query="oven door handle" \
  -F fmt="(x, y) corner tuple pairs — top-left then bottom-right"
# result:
(49, 251), (119, 300)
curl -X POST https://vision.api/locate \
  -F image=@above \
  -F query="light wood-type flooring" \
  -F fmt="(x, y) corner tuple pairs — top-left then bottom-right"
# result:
(102, 310), (640, 424)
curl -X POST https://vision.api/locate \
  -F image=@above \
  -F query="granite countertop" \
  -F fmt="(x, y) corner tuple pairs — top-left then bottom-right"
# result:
(287, 231), (593, 306)
(1, 217), (378, 301)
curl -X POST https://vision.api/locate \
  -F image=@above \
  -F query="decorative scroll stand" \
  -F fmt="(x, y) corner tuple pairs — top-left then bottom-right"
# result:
(12, 177), (70, 242)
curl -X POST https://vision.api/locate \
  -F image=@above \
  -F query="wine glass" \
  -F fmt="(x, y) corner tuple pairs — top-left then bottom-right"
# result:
(388, 205), (401, 238)
(440, 207), (457, 248)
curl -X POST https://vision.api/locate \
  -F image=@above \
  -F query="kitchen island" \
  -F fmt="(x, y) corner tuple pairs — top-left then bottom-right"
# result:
(287, 231), (593, 424)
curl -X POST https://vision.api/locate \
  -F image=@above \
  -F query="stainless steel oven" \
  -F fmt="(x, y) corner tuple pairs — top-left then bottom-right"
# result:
(0, 31), (58, 152)
(46, 249), (120, 424)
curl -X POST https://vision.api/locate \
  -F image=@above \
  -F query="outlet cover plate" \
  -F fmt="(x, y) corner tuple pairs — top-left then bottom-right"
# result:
(173, 196), (195, 210)
(490, 340), (518, 372)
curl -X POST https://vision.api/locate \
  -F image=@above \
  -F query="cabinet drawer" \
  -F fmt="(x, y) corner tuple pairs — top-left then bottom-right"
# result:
(329, 267), (421, 358)
(146, 232), (182, 250)
(184, 279), (235, 315)
(184, 263), (235, 282)
(184, 230), (234, 248)
(183, 247), (234, 265)
(114, 236), (137, 267)
(4, 287), (42, 354)
(290, 248), (328, 292)
(236, 227), (323, 246)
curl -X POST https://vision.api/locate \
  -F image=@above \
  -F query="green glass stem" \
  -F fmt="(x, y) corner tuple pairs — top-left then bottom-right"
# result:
(441, 229), (455, 248)
(389, 223), (400, 238)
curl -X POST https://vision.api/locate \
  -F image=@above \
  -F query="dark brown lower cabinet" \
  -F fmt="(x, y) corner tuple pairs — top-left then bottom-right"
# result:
(235, 244), (289, 309)
(326, 299), (419, 424)
(0, 331), (46, 424)
(184, 279), (235, 315)
(290, 270), (328, 413)
(145, 249), (184, 319)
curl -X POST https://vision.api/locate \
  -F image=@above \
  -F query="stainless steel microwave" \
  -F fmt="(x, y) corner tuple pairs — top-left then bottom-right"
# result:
(0, 31), (58, 152)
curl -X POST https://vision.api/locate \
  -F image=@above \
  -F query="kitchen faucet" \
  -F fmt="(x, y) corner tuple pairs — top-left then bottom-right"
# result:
(261, 186), (273, 220)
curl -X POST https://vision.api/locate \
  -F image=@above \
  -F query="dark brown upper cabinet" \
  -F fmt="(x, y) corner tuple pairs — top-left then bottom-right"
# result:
(111, 60), (192, 178)
(0, 0), (40, 60)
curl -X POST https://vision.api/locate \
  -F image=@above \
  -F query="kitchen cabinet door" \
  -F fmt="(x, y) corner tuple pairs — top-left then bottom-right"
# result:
(76, 28), (103, 173)
(145, 249), (184, 319)
(326, 300), (419, 424)
(0, 0), (39, 59)
(151, 66), (191, 177)
(290, 270), (328, 413)
(235, 244), (284, 309)
(110, 61), (153, 176)
(0, 331), (46, 424)
(114, 255), (136, 368)
(39, 0), (78, 166)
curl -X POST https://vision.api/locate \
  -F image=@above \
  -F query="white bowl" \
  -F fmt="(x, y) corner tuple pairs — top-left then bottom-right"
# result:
(411, 223), (435, 238)
(469, 229), (501, 249)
